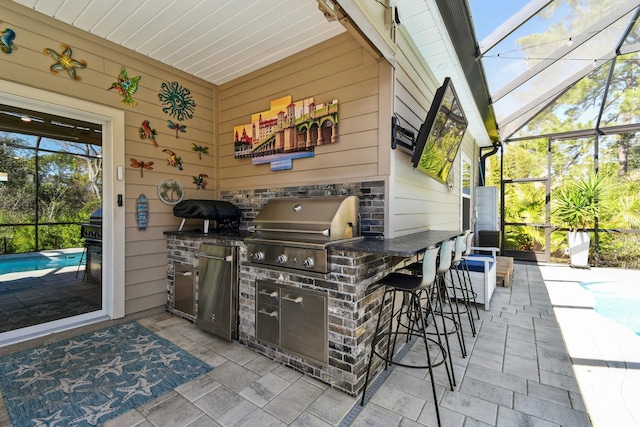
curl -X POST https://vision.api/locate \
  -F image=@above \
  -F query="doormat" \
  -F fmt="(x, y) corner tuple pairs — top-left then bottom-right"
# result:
(0, 321), (212, 426)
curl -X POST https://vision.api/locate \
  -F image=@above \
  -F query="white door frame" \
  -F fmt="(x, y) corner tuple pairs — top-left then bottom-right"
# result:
(0, 80), (125, 346)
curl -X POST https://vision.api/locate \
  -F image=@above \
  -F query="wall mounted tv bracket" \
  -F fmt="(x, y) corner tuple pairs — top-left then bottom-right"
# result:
(391, 116), (415, 155)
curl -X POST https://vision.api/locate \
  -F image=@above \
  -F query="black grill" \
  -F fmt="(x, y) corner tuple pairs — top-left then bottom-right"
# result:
(81, 207), (102, 242)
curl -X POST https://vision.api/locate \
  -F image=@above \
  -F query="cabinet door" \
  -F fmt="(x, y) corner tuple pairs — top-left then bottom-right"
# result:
(174, 264), (195, 316)
(281, 287), (327, 364)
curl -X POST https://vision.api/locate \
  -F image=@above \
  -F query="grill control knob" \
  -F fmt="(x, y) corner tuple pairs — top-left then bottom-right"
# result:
(252, 252), (264, 261)
(276, 254), (288, 264)
(303, 258), (314, 268)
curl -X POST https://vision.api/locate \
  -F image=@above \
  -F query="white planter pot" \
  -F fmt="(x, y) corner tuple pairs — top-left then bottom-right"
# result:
(568, 231), (590, 268)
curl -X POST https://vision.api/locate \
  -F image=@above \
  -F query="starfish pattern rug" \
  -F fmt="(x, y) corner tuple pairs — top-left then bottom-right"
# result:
(0, 321), (212, 426)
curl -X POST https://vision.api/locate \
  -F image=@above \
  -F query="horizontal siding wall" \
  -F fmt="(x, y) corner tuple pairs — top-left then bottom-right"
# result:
(217, 33), (385, 189)
(390, 28), (476, 236)
(1, 4), (216, 315)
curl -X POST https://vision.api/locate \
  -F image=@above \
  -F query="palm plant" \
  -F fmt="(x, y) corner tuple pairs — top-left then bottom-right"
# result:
(552, 173), (606, 230)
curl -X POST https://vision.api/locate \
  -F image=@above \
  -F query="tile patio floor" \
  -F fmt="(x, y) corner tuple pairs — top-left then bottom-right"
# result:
(1, 261), (639, 426)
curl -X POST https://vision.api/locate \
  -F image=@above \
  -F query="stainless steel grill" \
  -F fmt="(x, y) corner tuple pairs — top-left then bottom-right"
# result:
(81, 207), (102, 242)
(246, 196), (361, 273)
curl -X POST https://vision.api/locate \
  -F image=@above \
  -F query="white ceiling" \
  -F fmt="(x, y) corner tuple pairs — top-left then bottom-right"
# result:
(11, 0), (346, 85)
(10, 0), (493, 146)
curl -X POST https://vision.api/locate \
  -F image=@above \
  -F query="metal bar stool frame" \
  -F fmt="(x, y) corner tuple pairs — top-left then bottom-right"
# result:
(360, 247), (450, 427)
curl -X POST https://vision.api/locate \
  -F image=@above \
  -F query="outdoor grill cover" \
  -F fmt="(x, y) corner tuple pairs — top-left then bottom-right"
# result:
(173, 199), (241, 225)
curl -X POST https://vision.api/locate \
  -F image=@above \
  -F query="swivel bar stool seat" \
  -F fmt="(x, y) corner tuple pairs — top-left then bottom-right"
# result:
(361, 247), (451, 427)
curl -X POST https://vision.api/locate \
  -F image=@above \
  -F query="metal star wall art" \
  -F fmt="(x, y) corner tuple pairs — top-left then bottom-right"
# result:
(43, 44), (86, 80)
(109, 66), (141, 107)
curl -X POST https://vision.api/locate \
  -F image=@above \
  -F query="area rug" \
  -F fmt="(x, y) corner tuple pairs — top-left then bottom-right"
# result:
(0, 321), (212, 426)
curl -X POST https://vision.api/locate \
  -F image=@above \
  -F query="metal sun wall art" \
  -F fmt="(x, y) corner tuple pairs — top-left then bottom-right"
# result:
(158, 81), (196, 121)
(233, 95), (338, 171)
(43, 44), (86, 80)
(193, 174), (208, 190)
(130, 158), (154, 177)
(1, 27), (16, 53)
(191, 143), (208, 160)
(163, 149), (183, 170)
(139, 120), (158, 147)
(167, 120), (187, 138)
(109, 66), (141, 107)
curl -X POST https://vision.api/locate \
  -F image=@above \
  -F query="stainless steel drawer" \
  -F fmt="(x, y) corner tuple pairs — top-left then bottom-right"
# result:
(257, 282), (280, 305)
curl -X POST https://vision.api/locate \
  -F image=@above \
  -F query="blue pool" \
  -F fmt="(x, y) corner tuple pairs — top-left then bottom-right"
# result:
(580, 281), (640, 336)
(0, 250), (85, 275)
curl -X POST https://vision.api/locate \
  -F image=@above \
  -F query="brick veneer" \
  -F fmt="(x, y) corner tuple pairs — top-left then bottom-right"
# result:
(167, 180), (391, 395)
(239, 249), (394, 396)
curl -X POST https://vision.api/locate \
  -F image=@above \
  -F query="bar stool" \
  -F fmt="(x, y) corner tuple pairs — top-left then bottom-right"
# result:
(361, 247), (450, 427)
(399, 239), (466, 384)
(460, 232), (480, 320)
(432, 239), (466, 378)
(450, 234), (477, 337)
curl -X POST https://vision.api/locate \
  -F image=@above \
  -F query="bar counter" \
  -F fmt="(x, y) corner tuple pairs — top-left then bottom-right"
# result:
(331, 229), (462, 256)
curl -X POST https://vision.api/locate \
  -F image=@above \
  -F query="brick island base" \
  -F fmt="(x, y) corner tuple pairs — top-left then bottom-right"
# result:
(238, 248), (395, 396)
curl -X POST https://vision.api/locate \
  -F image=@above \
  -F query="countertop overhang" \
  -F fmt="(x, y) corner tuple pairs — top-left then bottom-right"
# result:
(330, 230), (462, 257)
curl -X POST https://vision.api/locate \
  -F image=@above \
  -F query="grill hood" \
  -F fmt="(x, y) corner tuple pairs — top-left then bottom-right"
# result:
(248, 196), (360, 243)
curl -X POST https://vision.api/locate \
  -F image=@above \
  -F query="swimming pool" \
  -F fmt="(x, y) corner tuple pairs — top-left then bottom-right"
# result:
(580, 281), (640, 336)
(0, 249), (85, 275)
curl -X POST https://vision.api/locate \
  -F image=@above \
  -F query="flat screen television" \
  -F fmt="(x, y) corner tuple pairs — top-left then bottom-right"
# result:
(411, 77), (468, 183)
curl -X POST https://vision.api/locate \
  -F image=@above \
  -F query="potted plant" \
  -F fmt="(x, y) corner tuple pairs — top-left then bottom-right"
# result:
(552, 173), (605, 268)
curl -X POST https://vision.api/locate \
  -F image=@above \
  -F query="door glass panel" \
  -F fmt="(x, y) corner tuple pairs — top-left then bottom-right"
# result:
(503, 180), (548, 257)
(0, 104), (102, 333)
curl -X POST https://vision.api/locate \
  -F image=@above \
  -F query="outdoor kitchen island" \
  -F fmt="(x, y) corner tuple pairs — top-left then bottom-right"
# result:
(166, 228), (460, 396)
(239, 229), (461, 397)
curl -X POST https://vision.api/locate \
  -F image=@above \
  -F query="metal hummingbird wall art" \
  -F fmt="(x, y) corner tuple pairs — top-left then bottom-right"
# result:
(109, 66), (141, 107)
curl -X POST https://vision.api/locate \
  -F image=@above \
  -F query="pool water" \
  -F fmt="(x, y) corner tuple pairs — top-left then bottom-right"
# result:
(580, 281), (640, 336)
(0, 250), (84, 275)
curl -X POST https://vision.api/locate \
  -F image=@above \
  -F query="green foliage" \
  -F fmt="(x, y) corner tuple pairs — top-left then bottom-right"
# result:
(0, 134), (101, 254)
(551, 173), (606, 230)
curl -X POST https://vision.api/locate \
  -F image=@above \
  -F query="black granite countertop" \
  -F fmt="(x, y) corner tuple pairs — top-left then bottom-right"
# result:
(330, 230), (462, 257)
